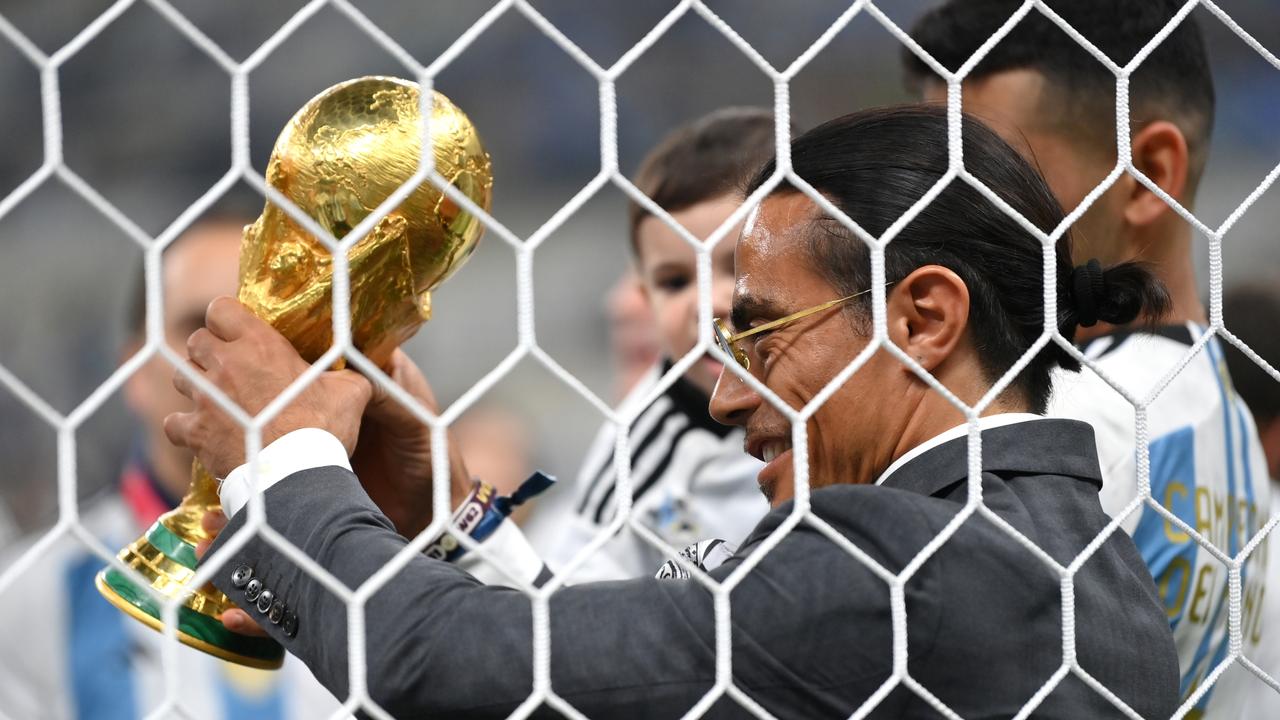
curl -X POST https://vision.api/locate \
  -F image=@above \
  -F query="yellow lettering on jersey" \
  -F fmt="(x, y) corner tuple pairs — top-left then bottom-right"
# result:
(1236, 498), (1255, 550)
(1189, 564), (1215, 624)
(1164, 482), (1191, 544)
(1195, 487), (1213, 537)
(1242, 580), (1263, 647)
(1160, 556), (1192, 619)
(1250, 586), (1265, 645)
(1213, 494), (1226, 540)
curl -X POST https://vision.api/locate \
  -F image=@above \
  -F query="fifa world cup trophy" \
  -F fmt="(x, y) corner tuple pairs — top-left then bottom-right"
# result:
(94, 76), (493, 668)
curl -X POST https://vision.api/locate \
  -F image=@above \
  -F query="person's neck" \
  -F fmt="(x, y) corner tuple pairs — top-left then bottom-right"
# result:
(1076, 221), (1206, 343)
(1154, 250), (1207, 327)
(882, 392), (1025, 478)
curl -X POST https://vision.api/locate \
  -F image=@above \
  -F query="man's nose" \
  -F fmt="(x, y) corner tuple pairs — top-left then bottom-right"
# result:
(709, 365), (759, 427)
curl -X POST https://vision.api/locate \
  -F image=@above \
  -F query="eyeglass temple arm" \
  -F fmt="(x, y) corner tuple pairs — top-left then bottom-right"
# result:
(726, 284), (892, 343)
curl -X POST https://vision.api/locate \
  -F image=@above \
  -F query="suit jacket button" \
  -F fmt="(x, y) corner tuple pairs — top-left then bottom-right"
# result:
(231, 565), (253, 588)
(282, 611), (298, 638)
(256, 589), (274, 614)
(244, 578), (262, 602)
(268, 599), (285, 625)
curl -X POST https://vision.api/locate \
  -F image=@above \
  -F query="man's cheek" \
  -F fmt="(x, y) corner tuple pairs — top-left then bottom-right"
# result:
(657, 301), (693, 355)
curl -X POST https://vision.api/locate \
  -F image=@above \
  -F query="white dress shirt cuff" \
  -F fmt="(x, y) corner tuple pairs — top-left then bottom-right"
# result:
(456, 521), (547, 588)
(218, 427), (352, 518)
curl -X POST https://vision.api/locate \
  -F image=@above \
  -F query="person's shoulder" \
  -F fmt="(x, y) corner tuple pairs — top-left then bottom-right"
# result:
(0, 493), (135, 662)
(1048, 364), (1138, 426)
(772, 479), (1101, 571)
(741, 485), (948, 572)
(811, 484), (955, 532)
(1063, 326), (1214, 406)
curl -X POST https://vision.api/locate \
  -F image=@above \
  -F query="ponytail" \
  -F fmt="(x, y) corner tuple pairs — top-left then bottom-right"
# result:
(1052, 258), (1172, 372)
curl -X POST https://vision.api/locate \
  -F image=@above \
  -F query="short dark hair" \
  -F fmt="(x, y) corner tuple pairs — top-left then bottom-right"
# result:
(905, 0), (1215, 193)
(748, 105), (1169, 412)
(125, 198), (257, 340)
(1223, 280), (1280, 426)
(629, 107), (781, 255)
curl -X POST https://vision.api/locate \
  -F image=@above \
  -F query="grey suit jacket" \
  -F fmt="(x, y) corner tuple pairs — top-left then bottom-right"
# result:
(205, 419), (1177, 718)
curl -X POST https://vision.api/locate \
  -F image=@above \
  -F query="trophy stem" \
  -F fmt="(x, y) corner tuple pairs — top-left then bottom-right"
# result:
(96, 75), (491, 672)
(95, 459), (284, 669)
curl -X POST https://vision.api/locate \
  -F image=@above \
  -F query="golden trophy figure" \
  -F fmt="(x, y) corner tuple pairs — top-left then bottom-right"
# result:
(95, 76), (493, 668)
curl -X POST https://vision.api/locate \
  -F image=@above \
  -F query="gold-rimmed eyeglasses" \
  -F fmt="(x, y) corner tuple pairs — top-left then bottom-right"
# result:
(712, 285), (890, 371)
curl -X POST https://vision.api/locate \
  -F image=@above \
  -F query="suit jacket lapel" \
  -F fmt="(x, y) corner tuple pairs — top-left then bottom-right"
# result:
(879, 419), (1103, 498)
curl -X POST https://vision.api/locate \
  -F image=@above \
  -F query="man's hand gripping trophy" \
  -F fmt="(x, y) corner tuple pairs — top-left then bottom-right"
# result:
(98, 76), (489, 665)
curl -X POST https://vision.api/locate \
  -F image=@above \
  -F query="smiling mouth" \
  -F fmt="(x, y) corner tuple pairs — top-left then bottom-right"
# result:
(749, 437), (794, 504)
(760, 439), (790, 463)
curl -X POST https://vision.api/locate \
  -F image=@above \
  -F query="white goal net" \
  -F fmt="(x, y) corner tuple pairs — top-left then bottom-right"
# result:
(0, 1), (1277, 719)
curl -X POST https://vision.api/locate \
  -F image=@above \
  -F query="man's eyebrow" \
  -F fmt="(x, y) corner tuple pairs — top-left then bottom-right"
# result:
(647, 259), (693, 274)
(730, 294), (787, 332)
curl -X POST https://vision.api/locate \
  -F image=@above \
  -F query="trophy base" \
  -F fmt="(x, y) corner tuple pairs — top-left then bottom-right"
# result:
(95, 519), (285, 670)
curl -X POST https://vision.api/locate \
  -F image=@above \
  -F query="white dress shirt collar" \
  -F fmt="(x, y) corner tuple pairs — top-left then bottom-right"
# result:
(873, 413), (1046, 487)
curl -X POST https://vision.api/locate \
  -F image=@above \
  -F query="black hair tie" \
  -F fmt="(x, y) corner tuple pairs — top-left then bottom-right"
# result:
(1071, 258), (1106, 327)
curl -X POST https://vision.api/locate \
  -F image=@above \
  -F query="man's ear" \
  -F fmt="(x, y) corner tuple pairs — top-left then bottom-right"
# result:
(1126, 120), (1189, 228)
(885, 265), (970, 374)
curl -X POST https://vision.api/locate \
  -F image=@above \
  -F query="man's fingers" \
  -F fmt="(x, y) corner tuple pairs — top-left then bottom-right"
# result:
(186, 327), (221, 372)
(333, 369), (374, 407)
(195, 512), (249, 635)
(365, 365), (390, 410)
(202, 510), (228, 534)
(365, 350), (440, 422)
(205, 296), (254, 341)
(195, 511), (227, 560)
(173, 366), (198, 400)
(163, 412), (197, 449)
(387, 348), (411, 381)
(221, 609), (269, 638)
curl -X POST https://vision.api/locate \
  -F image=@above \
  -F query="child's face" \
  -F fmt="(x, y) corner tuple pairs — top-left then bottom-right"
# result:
(634, 195), (741, 397)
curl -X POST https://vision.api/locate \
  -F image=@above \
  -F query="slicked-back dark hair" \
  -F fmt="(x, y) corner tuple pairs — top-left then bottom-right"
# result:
(905, 0), (1215, 194)
(629, 107), (780, 255)
(748, 105), (1169, 412)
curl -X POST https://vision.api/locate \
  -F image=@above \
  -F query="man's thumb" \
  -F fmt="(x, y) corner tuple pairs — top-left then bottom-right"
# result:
(333, 369), (374, 406)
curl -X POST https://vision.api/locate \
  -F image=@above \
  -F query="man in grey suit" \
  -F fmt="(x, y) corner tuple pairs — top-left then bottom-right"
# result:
(169, 107), (1178, 717)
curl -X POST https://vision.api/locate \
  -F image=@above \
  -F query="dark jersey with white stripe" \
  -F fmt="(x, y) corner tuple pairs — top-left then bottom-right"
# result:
(547, 362), (766, 581)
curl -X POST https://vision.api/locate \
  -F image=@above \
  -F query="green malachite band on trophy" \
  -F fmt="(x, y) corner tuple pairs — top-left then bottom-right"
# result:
(146, 521), (201, 570)
(100, 567), (284, 664)
(95, 78), (490, 670)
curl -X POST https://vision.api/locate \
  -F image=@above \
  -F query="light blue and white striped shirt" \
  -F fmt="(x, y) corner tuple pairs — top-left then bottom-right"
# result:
(1051, 323), (1271, 718)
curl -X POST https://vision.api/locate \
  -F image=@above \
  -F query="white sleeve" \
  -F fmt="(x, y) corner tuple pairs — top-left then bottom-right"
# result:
(544, 513), (646, 583)
(455, 521), (548, 588)
(421, 475), (556, 588)
(218, 428), (351, 518)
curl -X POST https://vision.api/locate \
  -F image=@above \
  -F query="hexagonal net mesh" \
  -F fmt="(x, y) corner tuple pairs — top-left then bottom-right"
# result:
(0, 1), (1277, 719)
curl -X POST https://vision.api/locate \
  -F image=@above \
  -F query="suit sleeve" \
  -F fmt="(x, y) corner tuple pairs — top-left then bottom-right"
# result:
(204, 466), (725, 717)
(203, 467), (918, 718)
